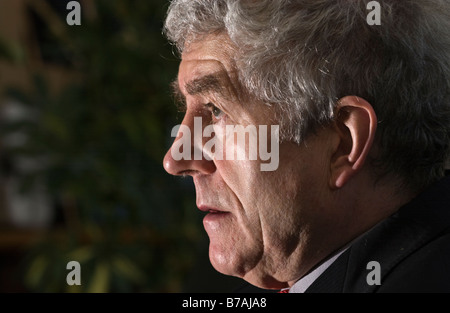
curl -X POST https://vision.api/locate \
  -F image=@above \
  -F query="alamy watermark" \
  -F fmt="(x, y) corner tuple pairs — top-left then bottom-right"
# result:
(366, 261), (381, 286)
(170, 118), (280, 171)
(66, 1), (380, 27)
(66, 261), (81, 286)
(66, 1), (81, 26)
(367, 1), (381, 26)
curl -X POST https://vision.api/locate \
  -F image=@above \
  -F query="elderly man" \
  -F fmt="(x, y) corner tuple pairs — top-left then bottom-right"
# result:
(162, 0), (450, 292)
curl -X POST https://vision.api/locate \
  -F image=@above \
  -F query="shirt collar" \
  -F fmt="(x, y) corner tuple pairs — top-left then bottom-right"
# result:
(288, 246), (349, 293)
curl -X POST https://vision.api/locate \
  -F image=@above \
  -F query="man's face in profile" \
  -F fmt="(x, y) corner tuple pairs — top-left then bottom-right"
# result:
(163, 33), (342, 289)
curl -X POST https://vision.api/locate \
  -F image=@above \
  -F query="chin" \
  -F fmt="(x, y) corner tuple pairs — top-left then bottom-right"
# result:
(207, 242), (288, 290)
(208, 243), (243, 276)
(241, 272), (289, 291)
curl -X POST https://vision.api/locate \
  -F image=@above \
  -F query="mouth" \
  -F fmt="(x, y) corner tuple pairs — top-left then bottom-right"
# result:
(197, 205), (226, 214)
(197, 205), (230, 227)
(204, 209), (222, 214)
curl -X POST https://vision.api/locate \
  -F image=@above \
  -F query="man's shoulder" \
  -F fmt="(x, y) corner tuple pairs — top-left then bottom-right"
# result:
(359, 175), (450, 292)
(310, 175), (450, 293)
(377, 229), (450, 292)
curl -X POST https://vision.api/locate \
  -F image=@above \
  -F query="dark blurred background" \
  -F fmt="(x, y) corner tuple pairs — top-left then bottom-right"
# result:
(0, 0), (243, 292)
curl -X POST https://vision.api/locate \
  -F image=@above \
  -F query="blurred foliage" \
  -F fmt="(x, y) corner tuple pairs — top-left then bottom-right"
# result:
(0, 37), (24, 64)
(0, 0), (201, 292)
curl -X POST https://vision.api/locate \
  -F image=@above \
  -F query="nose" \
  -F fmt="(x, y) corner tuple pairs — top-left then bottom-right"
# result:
(163, 115), (216, 176)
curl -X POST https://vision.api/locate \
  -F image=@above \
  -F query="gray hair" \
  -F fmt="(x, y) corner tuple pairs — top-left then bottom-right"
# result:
(164, 0), (450, 192)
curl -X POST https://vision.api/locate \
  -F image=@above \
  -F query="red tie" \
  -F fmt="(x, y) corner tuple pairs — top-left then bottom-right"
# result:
(278, 289), (290, 293)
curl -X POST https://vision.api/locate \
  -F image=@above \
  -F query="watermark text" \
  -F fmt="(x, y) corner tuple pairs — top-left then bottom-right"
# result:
(170, 118), (280, 171)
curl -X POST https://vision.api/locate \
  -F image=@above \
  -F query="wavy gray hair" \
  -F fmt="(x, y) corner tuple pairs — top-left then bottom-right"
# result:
(164, 0), (450, 192)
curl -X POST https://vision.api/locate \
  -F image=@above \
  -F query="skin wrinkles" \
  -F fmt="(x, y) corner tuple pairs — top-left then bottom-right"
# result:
(164, 32), (405, 290)
(180, 35), (269, 279)
(182, 35), (308, 286)
(169, 34), (319, 287)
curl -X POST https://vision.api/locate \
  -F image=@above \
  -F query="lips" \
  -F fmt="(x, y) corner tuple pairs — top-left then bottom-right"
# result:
(197, 205), (226, 214)
(197, 205), (230, 231)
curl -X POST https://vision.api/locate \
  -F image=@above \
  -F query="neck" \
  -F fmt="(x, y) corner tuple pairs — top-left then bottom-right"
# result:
(287, 171), (417, 286)
(333, 170), (417, 247)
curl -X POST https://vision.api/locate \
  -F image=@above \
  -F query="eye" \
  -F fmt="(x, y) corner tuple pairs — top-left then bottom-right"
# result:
(212, 106), (223, 118)
(206, 103), (225, 121)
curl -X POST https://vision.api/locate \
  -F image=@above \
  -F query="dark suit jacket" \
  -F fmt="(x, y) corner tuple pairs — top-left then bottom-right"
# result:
(237, 173), (450, 293)
(307, 173), (450, 293)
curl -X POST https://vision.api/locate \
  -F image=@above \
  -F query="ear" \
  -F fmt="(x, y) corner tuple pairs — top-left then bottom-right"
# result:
(329, 96), (377, 189)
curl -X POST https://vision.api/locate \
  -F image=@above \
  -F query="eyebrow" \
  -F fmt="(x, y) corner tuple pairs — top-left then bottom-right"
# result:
(171, 72), (235, 110)
(186, 74), (226, 97)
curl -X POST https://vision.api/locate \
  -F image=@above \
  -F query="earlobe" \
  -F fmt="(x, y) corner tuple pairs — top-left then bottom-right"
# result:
(329, 96), (377, 189)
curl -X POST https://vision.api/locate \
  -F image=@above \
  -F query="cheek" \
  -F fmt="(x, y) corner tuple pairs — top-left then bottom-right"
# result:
(205, 160), (268, 277)
(255, 173), (304, 242)
(206, 166), (306, 281)
(215, 148), (303, 237)
(206, 136), (332, 282)
(215, 157), (262, 206)
(204, 192), (265, 279)
(207, 164), (285, 263)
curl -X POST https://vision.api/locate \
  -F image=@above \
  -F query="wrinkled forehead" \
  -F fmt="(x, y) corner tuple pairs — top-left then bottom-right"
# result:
(176, 33), (278, 124)
(181, 32), (237, 63)
(178, 33), (240, 94)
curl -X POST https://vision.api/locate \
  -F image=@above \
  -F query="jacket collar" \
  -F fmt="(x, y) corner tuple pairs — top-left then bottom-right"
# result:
(306, 174), (450, 293)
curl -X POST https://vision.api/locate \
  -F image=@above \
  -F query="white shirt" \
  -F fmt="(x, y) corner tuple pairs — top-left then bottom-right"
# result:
(287, 247), (349, 293)
(278, 226), (377, 293)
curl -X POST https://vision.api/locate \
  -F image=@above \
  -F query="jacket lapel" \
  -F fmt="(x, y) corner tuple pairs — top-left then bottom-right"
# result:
(306, 175), (450, 293)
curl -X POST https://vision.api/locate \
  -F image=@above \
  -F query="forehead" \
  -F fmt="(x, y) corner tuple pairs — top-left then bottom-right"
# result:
(178, 34), (238, 94)
(176, 34), (277, 124)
